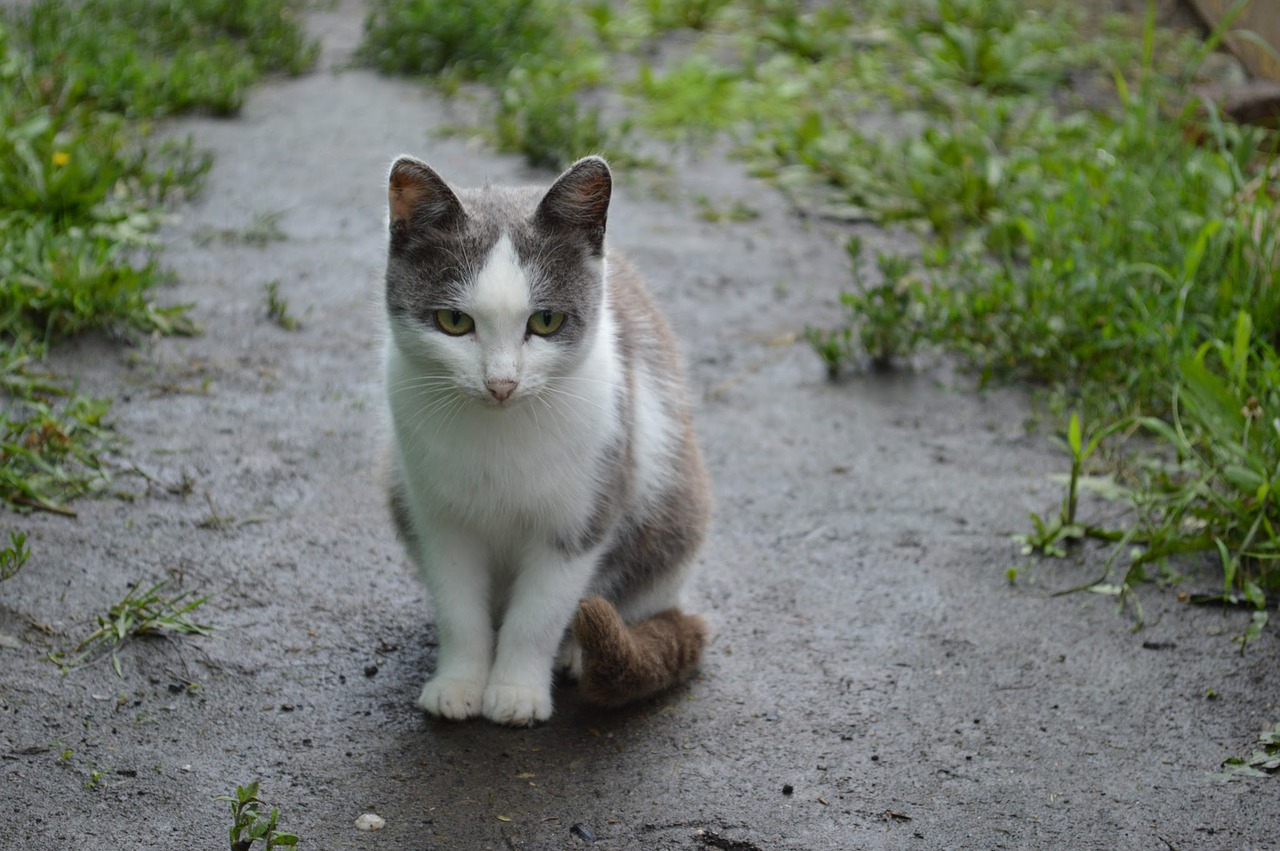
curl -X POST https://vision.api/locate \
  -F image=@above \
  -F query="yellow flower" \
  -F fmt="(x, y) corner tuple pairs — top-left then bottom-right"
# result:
(52, 151), (70, 167)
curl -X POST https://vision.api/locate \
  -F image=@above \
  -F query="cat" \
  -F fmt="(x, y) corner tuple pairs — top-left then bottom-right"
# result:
(382, 154), (711, 726)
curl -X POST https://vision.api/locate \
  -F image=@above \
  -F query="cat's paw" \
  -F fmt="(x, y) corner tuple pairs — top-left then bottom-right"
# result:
(482, 682), (552, 727)
(417, 676), (485, 720)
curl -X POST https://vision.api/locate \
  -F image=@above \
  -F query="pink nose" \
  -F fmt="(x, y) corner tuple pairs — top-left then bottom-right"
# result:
(486, 379), (517, 402)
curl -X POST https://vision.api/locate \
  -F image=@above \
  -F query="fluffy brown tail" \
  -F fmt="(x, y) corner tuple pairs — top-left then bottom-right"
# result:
(572, 596), (707, 708)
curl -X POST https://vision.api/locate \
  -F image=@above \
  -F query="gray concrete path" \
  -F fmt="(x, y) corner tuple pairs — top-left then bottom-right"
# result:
(3, 4), (1278, 849)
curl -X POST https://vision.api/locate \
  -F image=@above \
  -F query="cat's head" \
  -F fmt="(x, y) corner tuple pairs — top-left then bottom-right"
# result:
(384, 156), (613, 408)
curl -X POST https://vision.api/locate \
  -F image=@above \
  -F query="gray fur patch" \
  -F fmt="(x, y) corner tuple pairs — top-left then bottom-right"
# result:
(386, 180), (604, 352)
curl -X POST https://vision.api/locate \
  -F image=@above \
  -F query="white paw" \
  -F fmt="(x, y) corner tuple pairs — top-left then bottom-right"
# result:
(417, 676), (485, 720)
(482, 683), (552, 726)
(556, 636), (584, 681)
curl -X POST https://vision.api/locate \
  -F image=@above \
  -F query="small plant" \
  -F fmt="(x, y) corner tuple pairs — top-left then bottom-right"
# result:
(48, 580), (216, 676)
(806, 323), (852, 381)
(264, 281), (301, 331)
(806, 238), (937, 374)
(1, 530), (30, 581)
(1018, 411), (1127, 558)
(217, 781), (299, 850)
(1211, 722), (1280, 782)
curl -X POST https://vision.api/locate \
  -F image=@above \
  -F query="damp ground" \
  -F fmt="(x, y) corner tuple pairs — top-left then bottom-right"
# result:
(3, 3), (1278, 849)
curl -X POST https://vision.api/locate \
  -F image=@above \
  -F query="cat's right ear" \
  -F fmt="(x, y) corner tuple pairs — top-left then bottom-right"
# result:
(388, 156), (465, 236)
(535, 156), (612, 255)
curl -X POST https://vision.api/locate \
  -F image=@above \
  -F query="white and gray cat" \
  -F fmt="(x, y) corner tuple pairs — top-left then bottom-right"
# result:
(383, 155), (710, 726)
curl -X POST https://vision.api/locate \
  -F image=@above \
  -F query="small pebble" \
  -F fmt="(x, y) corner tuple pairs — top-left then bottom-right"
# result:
(354, 813), (386, 832)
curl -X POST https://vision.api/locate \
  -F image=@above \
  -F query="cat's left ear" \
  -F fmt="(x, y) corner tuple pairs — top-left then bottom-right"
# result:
(388, 155), (465, 233)
(536, 156), (612, 255)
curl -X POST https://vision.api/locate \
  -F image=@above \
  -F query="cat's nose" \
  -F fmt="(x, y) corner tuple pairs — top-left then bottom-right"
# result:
(486, 379), (518, 402)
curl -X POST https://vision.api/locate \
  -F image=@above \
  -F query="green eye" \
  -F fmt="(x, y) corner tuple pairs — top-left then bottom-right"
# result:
(434, 309), (474, 336)
(527, 310), (566, 336)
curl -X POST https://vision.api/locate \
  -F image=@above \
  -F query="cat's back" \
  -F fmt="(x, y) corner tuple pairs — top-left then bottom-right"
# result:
(605, 252), (689, 393)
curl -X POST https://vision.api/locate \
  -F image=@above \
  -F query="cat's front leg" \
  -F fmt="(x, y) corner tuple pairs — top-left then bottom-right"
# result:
(414, 528), (493, 721)
(483, 548), (598, 726)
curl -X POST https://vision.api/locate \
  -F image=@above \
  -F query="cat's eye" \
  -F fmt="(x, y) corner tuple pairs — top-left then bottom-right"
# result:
(434, 309), (474, 336)
(527, 310), (566, 336)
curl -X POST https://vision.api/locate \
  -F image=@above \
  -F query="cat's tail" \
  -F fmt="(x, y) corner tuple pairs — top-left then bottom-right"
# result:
(572, 596), (707, 707)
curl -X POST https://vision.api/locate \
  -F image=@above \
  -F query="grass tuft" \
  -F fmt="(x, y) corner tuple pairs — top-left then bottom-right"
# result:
(47, 580), (216, 677)
(358, 0), (620, 169)
(264, 281), (301, 331)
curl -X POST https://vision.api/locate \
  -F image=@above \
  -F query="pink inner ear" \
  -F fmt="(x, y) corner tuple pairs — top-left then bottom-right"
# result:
(540, 158), (611, 230)
(568, 168), (609, 207)
(389, 171), (424, 225)
(566, 160), (611, 214)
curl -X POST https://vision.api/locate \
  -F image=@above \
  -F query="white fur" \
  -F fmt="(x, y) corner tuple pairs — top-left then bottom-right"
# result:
(386, 234), (633, 725)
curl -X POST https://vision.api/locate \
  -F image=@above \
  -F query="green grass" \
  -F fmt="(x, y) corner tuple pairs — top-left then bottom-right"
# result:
(0, 1), (317, 518)
(16, 0), (318, 118)
(358, 0), (619, 169)
(47, 580), (217, 676)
